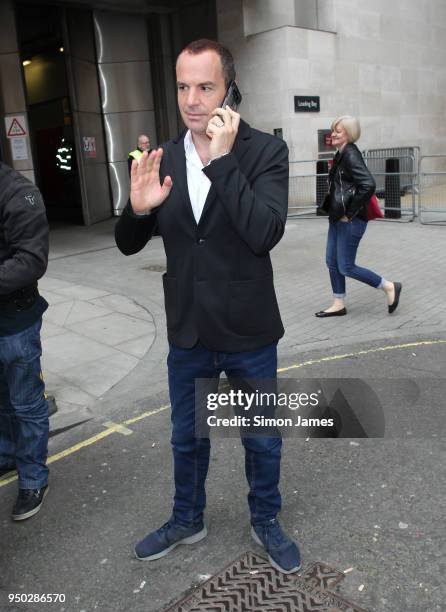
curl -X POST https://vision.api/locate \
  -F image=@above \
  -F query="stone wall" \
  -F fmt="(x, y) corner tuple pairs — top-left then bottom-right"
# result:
(217, 0), (446, 160)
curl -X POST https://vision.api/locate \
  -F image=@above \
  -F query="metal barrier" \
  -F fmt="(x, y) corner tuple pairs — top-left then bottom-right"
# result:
(418, 155), (446, 225)
(366, 161), (417, 222)
(362, 146), (420, 195)
(288, 159), (324, 217)
(288, 156), (417, 221)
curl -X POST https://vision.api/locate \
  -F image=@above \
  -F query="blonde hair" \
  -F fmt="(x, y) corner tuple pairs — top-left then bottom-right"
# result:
(331, 115), (361, 143)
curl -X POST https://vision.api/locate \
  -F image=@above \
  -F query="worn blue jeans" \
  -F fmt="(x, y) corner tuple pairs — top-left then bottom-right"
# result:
(326, 218), (382, 297)
(0, 318), (49, 489)
(167, 341), (281, 527)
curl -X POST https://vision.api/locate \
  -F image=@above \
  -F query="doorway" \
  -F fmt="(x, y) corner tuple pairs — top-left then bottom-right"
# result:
(16, 2), (83, 223)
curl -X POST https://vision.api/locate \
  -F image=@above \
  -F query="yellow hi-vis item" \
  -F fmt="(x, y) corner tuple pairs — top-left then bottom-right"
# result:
(129, 149), (143, 162)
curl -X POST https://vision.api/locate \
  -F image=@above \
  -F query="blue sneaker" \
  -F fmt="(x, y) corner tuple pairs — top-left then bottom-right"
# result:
(135, 517), (207, 561)
(251, 519), (301, 574)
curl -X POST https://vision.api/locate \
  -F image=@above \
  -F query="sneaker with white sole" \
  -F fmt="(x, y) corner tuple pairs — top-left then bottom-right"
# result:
(251, 518), (301, 574)
(135, 517), (207, 561)
(12, 485), (49, 521)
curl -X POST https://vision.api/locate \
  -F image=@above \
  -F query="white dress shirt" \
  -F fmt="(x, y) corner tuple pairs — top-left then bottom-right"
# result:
(184, 130), (212, 224)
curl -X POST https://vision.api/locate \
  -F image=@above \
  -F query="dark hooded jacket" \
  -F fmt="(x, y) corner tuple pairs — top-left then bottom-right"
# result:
(0, 162), (49, 334)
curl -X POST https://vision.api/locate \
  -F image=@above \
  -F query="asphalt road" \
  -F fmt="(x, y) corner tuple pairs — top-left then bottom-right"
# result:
(1, 332), (445, 612)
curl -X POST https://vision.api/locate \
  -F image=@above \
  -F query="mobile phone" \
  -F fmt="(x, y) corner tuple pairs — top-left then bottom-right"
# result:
(221, 81), (242, 111)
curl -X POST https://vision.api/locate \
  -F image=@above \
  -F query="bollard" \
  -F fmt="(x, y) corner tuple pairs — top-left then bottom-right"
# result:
(384, 158), (401, 219)
(316, 160), (329, 215)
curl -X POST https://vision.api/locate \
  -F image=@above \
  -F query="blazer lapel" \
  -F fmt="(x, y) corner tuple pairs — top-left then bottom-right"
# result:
(231, 119), (252, 166)
(198, 183), (217, 227)
(170, 131), (196, 226)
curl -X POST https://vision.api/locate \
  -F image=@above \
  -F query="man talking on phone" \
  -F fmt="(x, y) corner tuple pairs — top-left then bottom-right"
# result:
(115, 39), (300, 573)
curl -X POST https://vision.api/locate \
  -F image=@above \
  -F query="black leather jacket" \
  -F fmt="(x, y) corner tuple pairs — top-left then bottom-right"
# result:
(327, 143), (375, 221)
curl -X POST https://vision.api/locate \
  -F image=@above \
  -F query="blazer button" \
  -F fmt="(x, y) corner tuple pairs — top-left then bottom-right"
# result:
(197, 238), (205, 244)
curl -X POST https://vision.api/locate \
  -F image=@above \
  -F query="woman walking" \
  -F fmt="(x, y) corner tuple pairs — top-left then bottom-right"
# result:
(315, 115), (402, 318)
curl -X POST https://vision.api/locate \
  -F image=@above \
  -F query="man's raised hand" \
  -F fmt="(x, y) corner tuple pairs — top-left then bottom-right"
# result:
(130, 148), (173, 214)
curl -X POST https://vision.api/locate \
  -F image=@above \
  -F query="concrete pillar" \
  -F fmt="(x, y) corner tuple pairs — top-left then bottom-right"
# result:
(64, 7), (112, 224)
(148, 13), (179, 143)
(93, 10), (157, 216)
(0, 0), (35, 182)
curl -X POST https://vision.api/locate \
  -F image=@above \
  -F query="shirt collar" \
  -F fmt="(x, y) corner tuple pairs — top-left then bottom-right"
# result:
(184, 130), (194, 155)
(184, 130), (204, 168)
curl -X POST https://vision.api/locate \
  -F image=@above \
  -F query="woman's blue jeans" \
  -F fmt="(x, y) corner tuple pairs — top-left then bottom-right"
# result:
(0, 318), (49, 489)
(326, 218), (382, 297)
(167, 341), (281, 527)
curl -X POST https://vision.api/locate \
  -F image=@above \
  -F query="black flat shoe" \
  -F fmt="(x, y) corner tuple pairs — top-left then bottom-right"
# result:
(388, 282), (402, 314)
(315, 307), (347, 318)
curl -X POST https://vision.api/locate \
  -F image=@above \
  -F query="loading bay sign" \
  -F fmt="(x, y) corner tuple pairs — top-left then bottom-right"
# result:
(295, 95), (320, 112)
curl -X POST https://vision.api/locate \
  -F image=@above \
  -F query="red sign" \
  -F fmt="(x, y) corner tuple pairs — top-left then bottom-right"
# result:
(324, 134), (332, 147)
(82, 136), (96, 158)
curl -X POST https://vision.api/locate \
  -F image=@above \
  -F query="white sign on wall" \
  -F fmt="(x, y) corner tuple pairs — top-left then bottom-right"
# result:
(10, 137), (28, 160)
(4, 115), (29, 161)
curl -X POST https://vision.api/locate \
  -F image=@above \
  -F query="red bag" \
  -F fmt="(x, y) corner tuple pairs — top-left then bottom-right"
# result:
(367, 194), (384, 220)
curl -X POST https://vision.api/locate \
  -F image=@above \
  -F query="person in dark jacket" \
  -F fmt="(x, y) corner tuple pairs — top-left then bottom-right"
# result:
(0, 162), (50, 520)
(315, 115), (402, 318)
(115, 39), (301, 574)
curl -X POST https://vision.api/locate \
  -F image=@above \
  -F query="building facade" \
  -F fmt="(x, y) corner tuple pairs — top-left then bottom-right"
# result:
(0, 0), (445, 224)
(219, 0), (446, 161)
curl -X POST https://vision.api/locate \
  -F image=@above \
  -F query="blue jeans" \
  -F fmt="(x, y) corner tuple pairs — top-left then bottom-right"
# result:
(326, 218), (382, 297)
(167, 341), (281, 527)
(0, 318), (49, 489)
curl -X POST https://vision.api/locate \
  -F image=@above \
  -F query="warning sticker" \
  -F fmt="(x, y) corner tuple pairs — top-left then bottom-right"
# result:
(5, 115), (27, 138)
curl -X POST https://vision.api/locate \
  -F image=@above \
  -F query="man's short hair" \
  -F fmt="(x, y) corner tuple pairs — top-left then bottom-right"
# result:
(331, 115), (361, 143)
(179, 39), (236, 87)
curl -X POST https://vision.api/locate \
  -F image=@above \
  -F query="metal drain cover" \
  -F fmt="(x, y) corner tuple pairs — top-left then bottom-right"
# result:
(165, 552), (368, 611)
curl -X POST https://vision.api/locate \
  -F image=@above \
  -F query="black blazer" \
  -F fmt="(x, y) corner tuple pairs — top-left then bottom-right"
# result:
(115, 120), (289, 352)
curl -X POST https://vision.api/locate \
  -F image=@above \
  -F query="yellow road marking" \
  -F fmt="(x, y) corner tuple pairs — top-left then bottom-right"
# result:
(0, 406), (169, 489)
(124, 405), (169, 425)
(277, 339), (446, 373)
(102, 421), (134, 436)
(1, 340), (444, 490)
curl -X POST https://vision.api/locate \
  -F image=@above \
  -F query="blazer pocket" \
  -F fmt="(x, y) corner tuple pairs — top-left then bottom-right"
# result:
(162, 273), (179, 331)
(228, 277), (277, 336)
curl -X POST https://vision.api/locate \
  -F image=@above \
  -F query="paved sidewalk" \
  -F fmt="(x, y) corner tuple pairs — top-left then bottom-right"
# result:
(42, 216), (446, 432)
(1, 215), (445, 612)
(40, 276), (155, 430)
